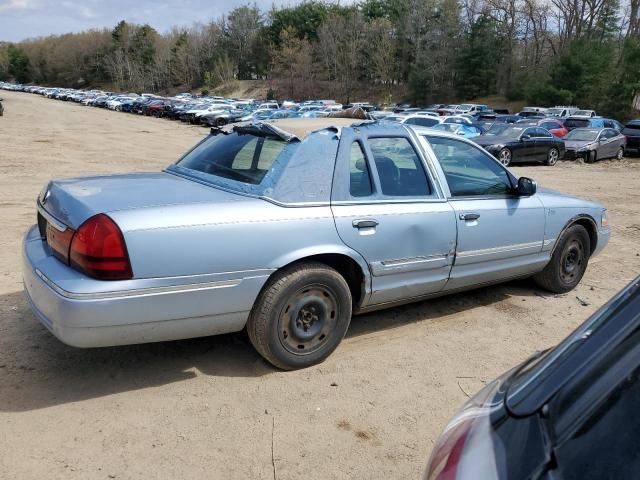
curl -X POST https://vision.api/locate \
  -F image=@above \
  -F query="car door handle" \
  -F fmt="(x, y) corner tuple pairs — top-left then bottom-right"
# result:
(459, 213), (480, 221)
(353, 219), (379, 229)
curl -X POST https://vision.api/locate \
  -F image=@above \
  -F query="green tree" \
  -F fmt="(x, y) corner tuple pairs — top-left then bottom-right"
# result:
(454, 15), (501, 99)
(7, 44), (31, 83)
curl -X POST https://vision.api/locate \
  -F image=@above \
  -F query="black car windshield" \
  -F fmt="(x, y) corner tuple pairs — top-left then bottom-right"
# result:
(566, 129), (599, 141)
(167, 127), (339, 204)
(484, 123), (511, 135)
(507, 276), (640, 415)
(493, 126), (526, 138)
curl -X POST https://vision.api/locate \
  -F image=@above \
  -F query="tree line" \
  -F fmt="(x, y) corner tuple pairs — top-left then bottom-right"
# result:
(0, 0), (639, 118)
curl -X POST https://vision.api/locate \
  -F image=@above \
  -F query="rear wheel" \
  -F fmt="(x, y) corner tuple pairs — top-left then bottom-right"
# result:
(247, 263), (352, 370)
(534, 224), (590, 293)
(546, 147), (559, 166)
(616, 147), (624, 160)
(497, 148), (512, 166)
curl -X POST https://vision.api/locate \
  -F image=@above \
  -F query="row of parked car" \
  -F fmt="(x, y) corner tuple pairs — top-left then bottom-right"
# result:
(0, 82), (361, 127)
(2, 82), (639, 166)
(382, 104), (640, 166)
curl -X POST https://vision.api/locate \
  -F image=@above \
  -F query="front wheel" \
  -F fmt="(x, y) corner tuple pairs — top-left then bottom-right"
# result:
(585, 150), (597, 163)
(247, 263), (352, 370)
(534, 224), (590, 293)
(546, 147), (559, 166)
(497, 148), (512, 166)
(616, 147), (624, 160)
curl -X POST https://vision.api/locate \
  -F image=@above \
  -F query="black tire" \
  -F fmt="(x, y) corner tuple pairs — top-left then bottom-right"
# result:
(497, 148), (512, 166)
(616, 147), (624, 160)
(546, 147), (559, 166)
(585, 150), (597, 163)
(534, 224), (590, 293)
(214, 117), (228, 127)
(247, 262), (352, 370)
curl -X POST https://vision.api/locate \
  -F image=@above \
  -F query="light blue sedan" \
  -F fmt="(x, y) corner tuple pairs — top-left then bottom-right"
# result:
(23, 118), (610, 369)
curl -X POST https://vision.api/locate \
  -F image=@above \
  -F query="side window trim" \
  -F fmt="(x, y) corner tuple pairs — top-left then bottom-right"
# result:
(348, 140), (375, 198)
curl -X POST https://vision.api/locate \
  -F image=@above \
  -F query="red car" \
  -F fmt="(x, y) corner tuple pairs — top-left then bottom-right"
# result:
(515, 118), (568, 138)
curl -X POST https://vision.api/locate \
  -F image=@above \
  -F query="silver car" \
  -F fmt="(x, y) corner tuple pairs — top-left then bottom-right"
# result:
(23, 118), (611, 369)
(564, 128), (626, 162)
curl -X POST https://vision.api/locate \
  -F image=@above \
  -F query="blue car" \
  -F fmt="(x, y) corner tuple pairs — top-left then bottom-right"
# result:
(23, 118), (610, 369)
(432, 123), (482, 138)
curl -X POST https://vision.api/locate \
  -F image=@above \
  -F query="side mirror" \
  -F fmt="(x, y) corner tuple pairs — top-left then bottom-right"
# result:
(521, 134), (531, 140)
(516, 177), (537, 196)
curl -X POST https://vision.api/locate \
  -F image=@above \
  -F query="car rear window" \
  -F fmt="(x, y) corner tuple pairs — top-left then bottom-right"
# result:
(168, 128), (339, 204)
(564, 119), (590, 129)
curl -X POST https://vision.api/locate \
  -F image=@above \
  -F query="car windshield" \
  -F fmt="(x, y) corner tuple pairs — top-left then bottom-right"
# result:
(483, 123), (510, 135)
(493, 126), (526, 138)
(507, 276), (640, 413)
(566, 129), (599, 141)
(547, 108), (563, 116)
(167, 127), (339, 204)
(574, 110), (592, 116)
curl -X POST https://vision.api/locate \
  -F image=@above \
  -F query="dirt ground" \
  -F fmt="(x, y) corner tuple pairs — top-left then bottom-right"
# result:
(1, 91), (639, 480)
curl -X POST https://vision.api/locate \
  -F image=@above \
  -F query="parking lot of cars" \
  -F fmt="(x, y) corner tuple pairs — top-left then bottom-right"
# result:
(1, 87), (640, 479)
(2, 82), (638, 169)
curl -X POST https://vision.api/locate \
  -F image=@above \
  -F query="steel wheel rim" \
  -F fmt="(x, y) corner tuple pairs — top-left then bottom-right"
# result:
(277, 284), (339, 356)
(548, 149), (558, 165)
(499, 149), (511, 166)
(560, 239), (585, 284)
(617, 148), (624, 160)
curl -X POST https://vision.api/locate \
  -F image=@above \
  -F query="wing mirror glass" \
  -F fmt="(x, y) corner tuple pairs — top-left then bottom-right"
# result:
(521, 134), (531, 140)
(516, 177), (537, 196)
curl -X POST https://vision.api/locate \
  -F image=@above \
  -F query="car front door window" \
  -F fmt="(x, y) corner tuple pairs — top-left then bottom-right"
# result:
(426, 136), (513, 197)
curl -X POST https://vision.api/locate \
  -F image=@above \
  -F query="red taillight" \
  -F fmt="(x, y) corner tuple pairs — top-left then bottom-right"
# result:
(425, 418), (473, 480)
(69, 214), (133, 280)
(46, 223), (75, 264)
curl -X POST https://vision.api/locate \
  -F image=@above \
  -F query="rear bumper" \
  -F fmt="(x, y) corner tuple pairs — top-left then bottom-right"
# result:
(22, 225), (270, 348)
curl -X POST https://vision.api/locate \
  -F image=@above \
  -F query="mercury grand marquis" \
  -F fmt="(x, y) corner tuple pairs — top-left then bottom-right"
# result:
(23, 118), (611, 369)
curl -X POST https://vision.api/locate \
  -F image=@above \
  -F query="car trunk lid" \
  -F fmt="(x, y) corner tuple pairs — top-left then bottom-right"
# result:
(39, 171), (245, 229)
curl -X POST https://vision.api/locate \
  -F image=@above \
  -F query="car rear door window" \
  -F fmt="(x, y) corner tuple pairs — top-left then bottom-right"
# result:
(533, 127), (553, 138)
(427, 136), (513, 196)
(349, 142), (373, 197)
(367, 137), (432, 197)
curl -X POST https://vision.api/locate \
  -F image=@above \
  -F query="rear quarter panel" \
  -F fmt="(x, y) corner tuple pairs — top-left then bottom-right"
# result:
(111, 199), (369, 281)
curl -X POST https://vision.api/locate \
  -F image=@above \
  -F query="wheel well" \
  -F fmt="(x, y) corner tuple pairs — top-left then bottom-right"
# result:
(283, 254), (366, 307)
(573, 217), (598, 256)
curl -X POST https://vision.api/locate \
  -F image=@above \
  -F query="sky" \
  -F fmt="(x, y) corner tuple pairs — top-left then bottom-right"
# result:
(0, 0), (321, 42)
